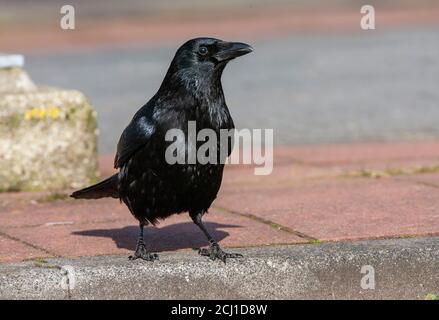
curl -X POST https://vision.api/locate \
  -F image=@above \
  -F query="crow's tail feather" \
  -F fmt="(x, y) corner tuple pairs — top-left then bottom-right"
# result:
(70, 174), (119, 199)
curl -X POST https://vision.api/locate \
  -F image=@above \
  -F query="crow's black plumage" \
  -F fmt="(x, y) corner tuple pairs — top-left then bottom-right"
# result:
(71, 37), (253, 262)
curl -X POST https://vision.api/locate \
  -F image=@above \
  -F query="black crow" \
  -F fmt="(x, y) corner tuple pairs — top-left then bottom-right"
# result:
(71, 37), (253, 262)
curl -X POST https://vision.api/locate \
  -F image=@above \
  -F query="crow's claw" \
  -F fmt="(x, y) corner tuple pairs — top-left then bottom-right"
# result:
(129, 244), (159, 261)
(197, 244), (243, 263)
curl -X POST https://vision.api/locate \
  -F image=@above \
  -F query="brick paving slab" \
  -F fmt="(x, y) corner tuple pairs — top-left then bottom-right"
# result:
(221, 160), (439, 193)
(215, 177), (439, 241)
(0, 204), (303, 262)
(0, 192), (46, 213)
(274, 142), (439, 166)
(0, 234), (52, 263)
(325, 159), (439, 175)
(221, 163), (337, 193)
(396, 173), (439, 188)
(0, 197), (125, 228)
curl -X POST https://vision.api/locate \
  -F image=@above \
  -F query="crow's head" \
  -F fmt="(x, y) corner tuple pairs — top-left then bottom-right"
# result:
(174, 37), (253, 67)
(163, 37), (253, 90)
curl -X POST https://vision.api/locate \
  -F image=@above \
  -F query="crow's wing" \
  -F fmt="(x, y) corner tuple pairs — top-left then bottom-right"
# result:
(114, 110), (156, 168)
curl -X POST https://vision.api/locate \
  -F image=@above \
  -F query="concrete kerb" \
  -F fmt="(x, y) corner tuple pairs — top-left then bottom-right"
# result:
(0, 236), (437, 299)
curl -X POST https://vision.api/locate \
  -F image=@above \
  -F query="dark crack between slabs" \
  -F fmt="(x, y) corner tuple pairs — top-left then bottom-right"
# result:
(416, 181), (439, 189)
(214, 206), (318, 241)
(0, 229), (58, 258)
(2, 217), (128, 230)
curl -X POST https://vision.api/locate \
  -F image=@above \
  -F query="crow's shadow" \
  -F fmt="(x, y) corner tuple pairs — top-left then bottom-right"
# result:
(73, 222), (241, 252)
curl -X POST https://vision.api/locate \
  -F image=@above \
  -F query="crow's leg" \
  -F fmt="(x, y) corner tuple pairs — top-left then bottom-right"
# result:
(129, 223), (159, 261)
(190, 211), (243, 263)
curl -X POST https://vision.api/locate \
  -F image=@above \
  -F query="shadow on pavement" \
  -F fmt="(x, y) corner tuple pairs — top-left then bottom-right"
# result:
(72, 222), (241, 252)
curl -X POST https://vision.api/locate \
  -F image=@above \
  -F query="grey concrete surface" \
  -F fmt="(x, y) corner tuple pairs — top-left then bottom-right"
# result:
(25, 29), (439, 154)
(1, 237), (438, 299)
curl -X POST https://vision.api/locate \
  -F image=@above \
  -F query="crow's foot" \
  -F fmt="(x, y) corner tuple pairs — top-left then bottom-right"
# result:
(129, 244), (159, 261)
(197, 244), (243, 263)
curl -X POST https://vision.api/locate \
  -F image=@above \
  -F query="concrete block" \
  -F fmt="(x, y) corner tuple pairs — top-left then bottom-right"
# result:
(0, 67), (98, 191)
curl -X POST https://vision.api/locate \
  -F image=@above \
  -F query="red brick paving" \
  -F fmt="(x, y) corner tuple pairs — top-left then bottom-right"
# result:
(3, 206), (304, 259)
(274, 141), (439, 166)
(1, 142), (439, 263)
(216, 177), (439, 241)
(397, 173), (439, 188)
(0, 234), (52, 263)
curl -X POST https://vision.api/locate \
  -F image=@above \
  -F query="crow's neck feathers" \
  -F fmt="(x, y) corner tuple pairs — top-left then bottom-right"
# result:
(159, 58), (227, 106)
(153, 55), (232, 128)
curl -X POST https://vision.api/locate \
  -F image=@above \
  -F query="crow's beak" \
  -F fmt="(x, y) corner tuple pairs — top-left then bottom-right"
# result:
(214, 42), (253, 62)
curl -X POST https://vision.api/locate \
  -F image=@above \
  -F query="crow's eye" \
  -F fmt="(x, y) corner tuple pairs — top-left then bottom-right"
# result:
(198, 46), (208, 55)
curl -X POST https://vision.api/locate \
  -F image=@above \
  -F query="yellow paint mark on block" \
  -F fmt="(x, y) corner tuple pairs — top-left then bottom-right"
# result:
(23, 106), (61, 120)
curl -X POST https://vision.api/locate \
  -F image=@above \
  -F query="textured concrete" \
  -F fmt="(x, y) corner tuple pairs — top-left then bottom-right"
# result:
(0, 67), (35, 93)
(0, 86), (98, 191)
(0, 237), (438, 299)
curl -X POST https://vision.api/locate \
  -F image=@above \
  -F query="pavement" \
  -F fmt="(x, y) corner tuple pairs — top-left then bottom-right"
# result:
(1, 141), (439, 264)
(0, 141), (438, 299)
(1, 237), (438, 299)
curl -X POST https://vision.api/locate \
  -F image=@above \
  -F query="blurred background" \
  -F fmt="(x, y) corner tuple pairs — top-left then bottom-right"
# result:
(1, 0), (439, 154)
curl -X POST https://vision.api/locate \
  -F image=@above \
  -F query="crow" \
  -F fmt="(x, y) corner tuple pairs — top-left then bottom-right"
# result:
(71, 37), (253, 262)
